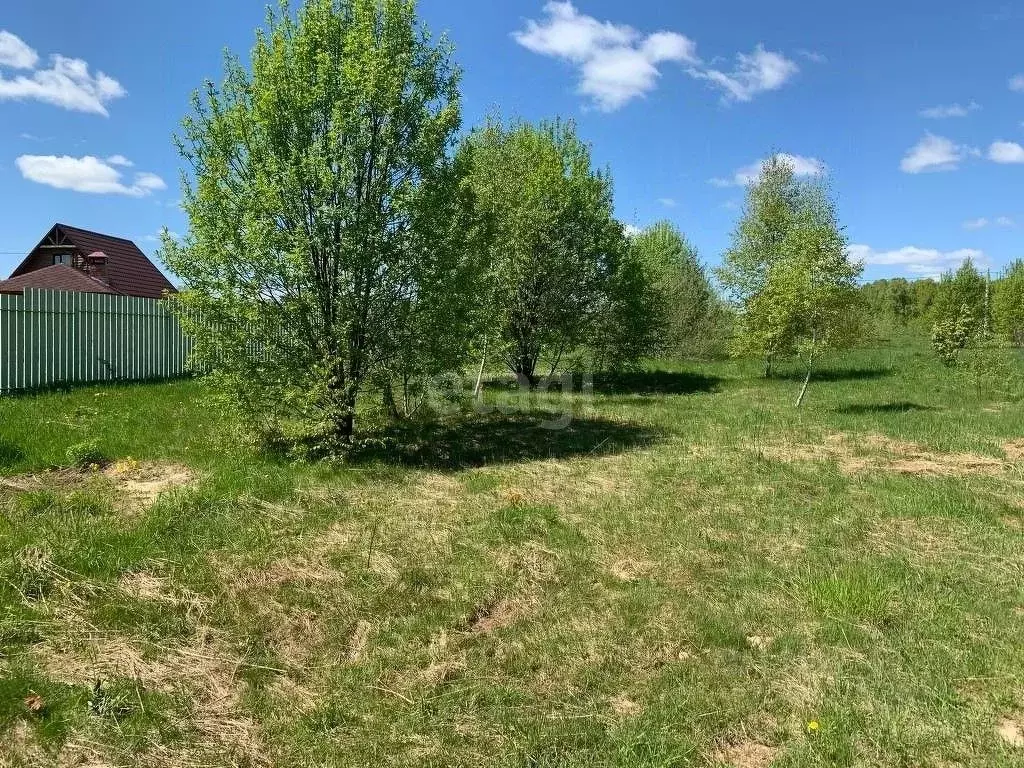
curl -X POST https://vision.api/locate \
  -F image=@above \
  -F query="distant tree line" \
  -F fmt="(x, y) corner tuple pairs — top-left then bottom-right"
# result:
(861, 260), (1024, 350)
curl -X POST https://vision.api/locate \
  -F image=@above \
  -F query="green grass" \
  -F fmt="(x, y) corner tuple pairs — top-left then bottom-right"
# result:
(0, 343), (1022, 766)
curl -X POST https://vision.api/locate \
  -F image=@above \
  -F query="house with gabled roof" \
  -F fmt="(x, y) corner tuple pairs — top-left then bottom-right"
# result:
(0, 223), (176, 300)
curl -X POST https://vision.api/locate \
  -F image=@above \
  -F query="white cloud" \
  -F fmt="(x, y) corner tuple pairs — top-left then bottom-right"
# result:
(1010, 74), (1024, 93)
(0, 30), (38, 69)
(658, 197), (677, 208)
(964, 216), (1016, 230)
(797, 49), (827, 64)
(848, 244), (988, 279)
(919, 101), (980, 119)
(900, 133), (977, 173)
(513, 3), (799, 110)
(513, 2), (697, 111)
(695, 45), (799, 103)
(106, 154), (133, 167)
(16, 155), (166, 197)
(710, 152), (827, 187)
(0, 31), (125, 116)
(623, 224), (642, 237)
(989, 140), (1024, 164)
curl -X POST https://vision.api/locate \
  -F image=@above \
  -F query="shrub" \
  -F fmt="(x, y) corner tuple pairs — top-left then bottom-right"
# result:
(931, 305), (975, 367)
(65, 441), (108, 469)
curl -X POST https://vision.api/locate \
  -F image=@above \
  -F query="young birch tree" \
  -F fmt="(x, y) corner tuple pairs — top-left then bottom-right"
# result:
(162, 0), (469, 448)
(718, 155), (863, 405)
(781, 185), (863, 406)
(717, 156), (801, 377)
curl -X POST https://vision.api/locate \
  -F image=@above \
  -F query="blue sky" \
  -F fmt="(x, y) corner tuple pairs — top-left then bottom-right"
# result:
(0, 0), (1022, 282)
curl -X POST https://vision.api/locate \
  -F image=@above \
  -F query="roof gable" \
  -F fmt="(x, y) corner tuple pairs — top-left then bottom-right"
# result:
(10, 224), (176, 300)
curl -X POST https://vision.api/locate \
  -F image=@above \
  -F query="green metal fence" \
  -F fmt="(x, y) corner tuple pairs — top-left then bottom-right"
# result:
(0, 289), (193, 392)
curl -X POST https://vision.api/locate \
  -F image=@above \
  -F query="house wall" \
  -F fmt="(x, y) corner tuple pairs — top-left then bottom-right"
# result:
(12, 247), (77, 276)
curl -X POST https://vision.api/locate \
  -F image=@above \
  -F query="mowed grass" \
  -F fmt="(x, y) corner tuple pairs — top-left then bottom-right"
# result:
(0, 343), (1022, 767)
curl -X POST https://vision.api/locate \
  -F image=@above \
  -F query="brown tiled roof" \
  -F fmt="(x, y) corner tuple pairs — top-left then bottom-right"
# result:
(0, 264), (120, 295)
(10, 223), (177, 300)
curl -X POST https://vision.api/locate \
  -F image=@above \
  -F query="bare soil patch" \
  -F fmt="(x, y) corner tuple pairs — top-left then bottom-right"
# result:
(105, 460), (195, 510)
(999, 715), (1024, 748)
(467, 596), (533, 634)
(608, 693), (642, 717)
(608, 557), (654, 582)
(1002, 439), (1024, 463)
(1, 460), (195, 513)
(713, 741), (779, 767)
(756, 433), (1005, 477)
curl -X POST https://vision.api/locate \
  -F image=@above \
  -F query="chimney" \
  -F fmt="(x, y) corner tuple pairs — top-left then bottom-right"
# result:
(82, 251), (111, 284)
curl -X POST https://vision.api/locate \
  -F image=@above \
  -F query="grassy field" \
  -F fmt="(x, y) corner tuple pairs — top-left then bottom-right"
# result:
(1, 342), (1022, 767)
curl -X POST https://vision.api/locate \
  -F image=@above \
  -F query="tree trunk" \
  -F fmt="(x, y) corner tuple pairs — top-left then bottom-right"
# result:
(382, 380), (400, 420)
(795, 367), (812, 408)
(326, 359), (357, 443)
(473, 336), (488, 400)
(515, 352), (539, 390)
(794, 332), (817, 409)
(764, 355), (774, 379)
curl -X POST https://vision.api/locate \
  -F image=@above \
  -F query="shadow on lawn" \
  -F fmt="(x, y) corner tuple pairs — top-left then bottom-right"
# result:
(835, 401), (940, 415)
(0, 440), (24, 470)
(776, 367), (893, 383)
(591, 370), (723, 396)
(350, 412), (661, 470)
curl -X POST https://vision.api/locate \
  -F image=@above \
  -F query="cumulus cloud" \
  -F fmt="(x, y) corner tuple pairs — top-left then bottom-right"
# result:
(16, 155), (166, 197)
(710, 152), (826, 187)
(513, 3), (799, 110)
(513, 2), (697, 111)
(623, 224), (642, 237)
(695, 45), (800, 103)
(0, 30), (126, 116)
(1010, 74), (1024, 93)
(919, 101), (980, 119)
(900, 133), (977, 173)
(989, 140), (1024, 164)
(848, 244), (988, 279)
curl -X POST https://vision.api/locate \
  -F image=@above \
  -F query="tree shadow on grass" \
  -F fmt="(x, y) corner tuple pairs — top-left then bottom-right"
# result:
(349, 412), (662, 471)
(835, 402), (940, 415)
(776, 367), (894, 383)
(591, 371), (723, 396)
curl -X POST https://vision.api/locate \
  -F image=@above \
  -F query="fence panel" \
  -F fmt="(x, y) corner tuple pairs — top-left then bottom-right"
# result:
(0, 289), (194, 392)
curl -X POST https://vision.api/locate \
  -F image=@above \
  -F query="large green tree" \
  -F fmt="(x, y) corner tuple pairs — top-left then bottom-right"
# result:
(162, 0), (471, 447)
(718, 156), (863, 404)
(597, 222), (724, 369)
(460, 119), (624, 386)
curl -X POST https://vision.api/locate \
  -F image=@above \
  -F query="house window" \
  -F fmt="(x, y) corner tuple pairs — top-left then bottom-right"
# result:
(52, 253), (72, 266)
